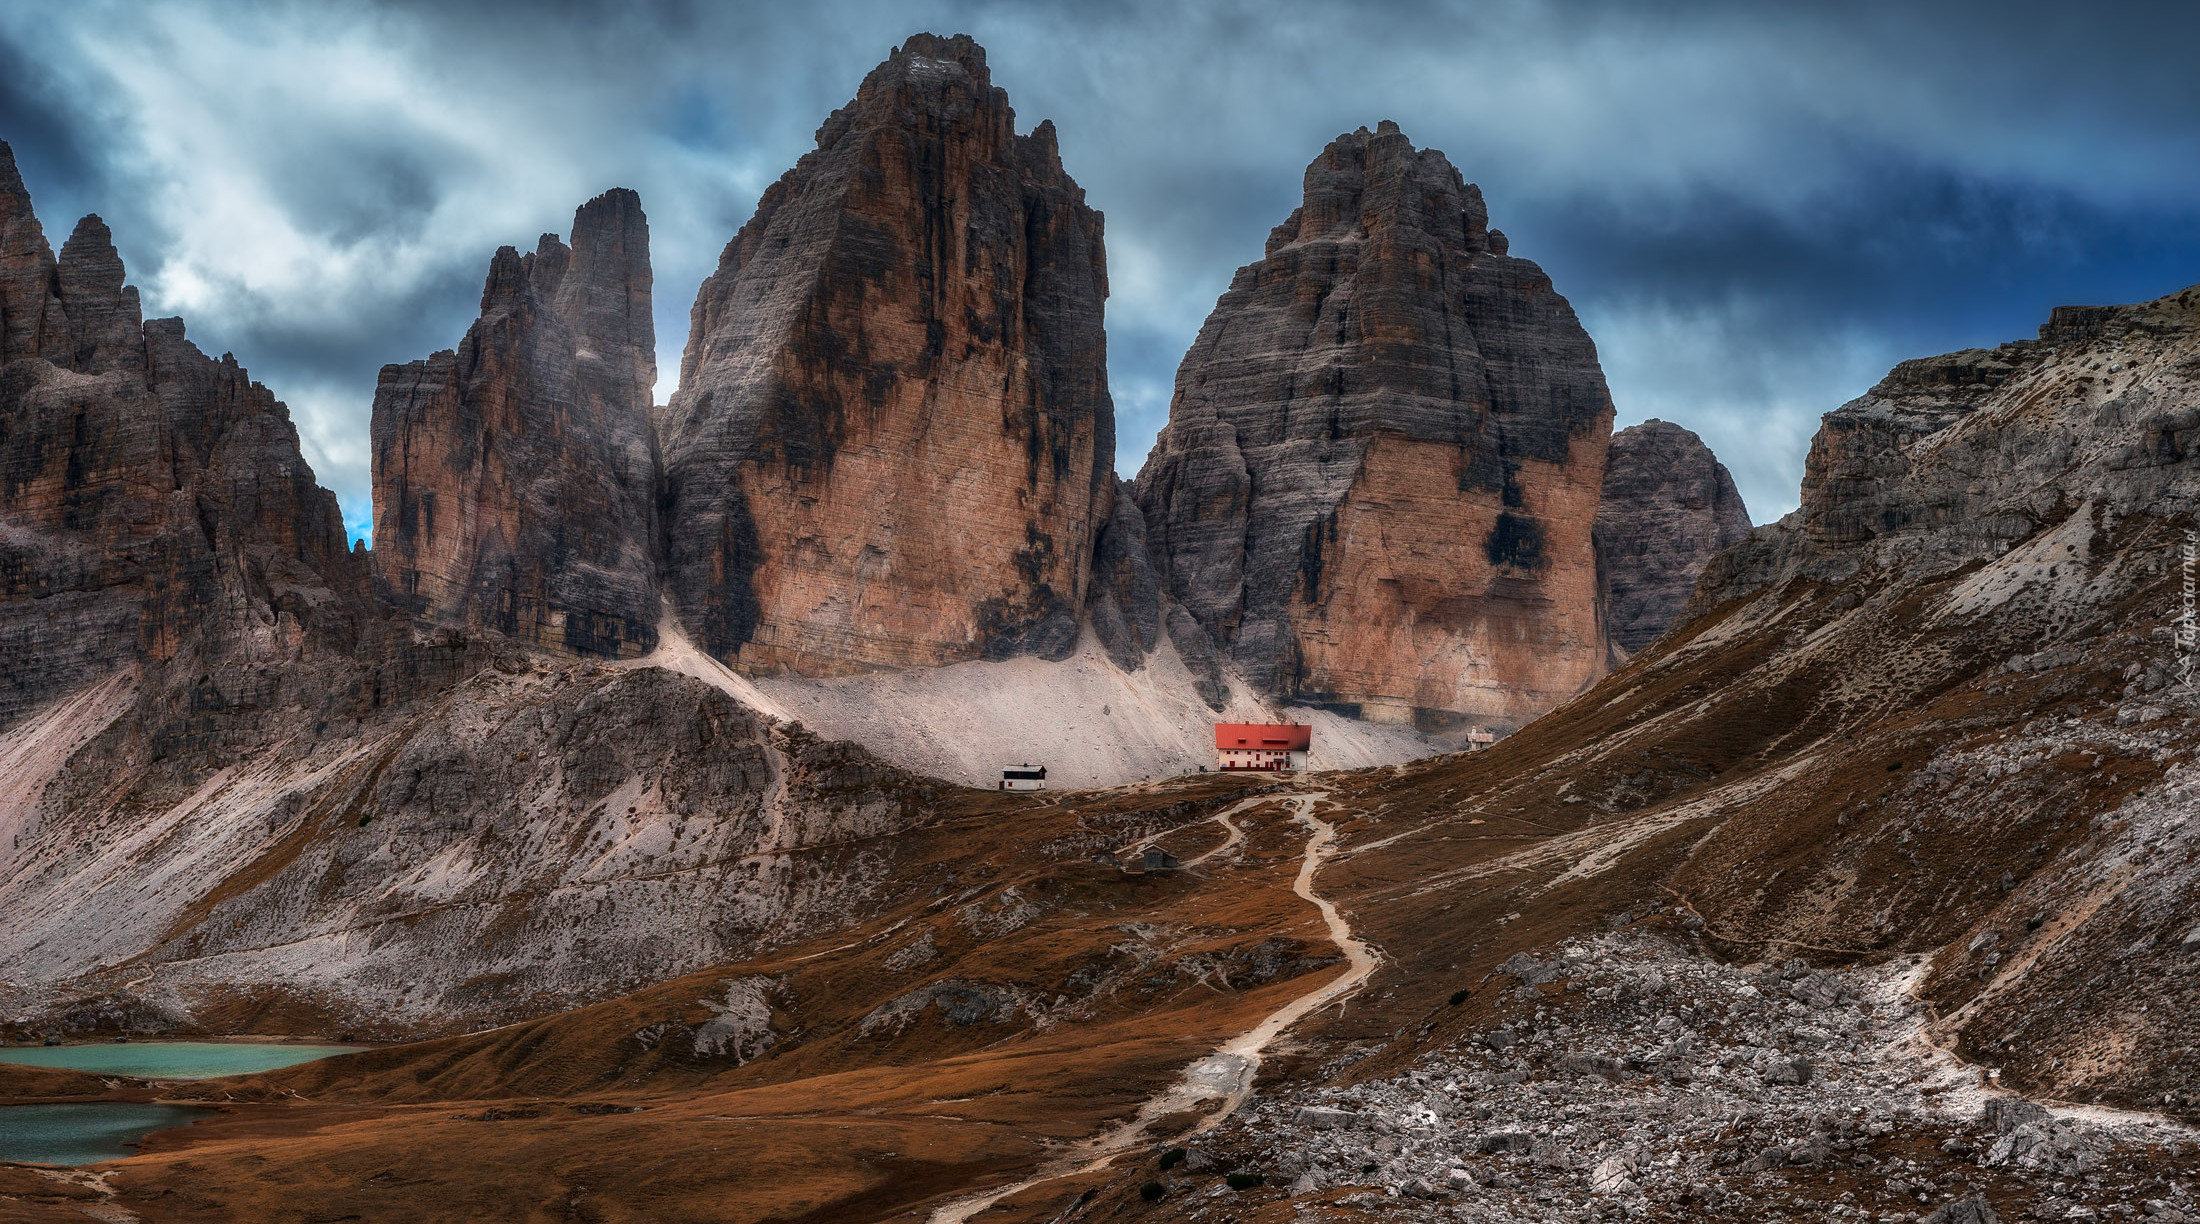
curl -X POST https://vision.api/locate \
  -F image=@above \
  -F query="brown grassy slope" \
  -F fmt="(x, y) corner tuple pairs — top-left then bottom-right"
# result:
(41, 777), (1346, 1222)
(1288, 503), (2199, 1109)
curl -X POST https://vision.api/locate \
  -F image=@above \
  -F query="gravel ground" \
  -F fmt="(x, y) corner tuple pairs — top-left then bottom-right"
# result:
(1145, 924), (2198, 1222)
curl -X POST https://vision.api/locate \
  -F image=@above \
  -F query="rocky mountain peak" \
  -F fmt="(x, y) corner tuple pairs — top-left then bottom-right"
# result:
(0, 140), (66, 367)
(0, 153), (364, 730)
(56, 213), (142, 374)
(1135, 124), (1613, 735)
(1767, 285), (2200, 566)
(875, 31), (991, 89)
(1277, 121), (1491, 257)
(659, 34), (1112, 675)
(556, 186), (655, 406)
(371, 189), (660, 658)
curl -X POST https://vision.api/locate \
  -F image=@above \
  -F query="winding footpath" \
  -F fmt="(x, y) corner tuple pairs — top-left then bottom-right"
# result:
(928, 791), (1378, 1223)
(1113, 793), (1268, 866)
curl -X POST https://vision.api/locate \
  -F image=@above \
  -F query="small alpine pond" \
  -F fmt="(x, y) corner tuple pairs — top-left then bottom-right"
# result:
(0, 1041), (358, 1080)
(0, 1102), (214, 1165)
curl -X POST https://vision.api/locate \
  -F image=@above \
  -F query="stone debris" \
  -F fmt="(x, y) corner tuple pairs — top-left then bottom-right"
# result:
(882, 929), (940, 972)
(855, 979), (1027, 1037)
(1176, 932), (2197, 1222)
(1921, 1196), (2001, 1224)
(1295, 1106), (1358, 1131)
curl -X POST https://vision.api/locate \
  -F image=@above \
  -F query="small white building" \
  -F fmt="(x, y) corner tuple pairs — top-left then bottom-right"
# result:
(999, 764), (1047, 791)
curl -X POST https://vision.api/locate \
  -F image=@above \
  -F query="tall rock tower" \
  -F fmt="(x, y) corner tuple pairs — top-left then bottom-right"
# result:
(659, 33), (1114, 675)
(370, 189), (661, 657)
(1136, 122), (1614, 733)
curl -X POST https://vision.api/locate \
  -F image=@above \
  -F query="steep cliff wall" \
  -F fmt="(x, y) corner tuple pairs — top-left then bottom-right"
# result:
(1135, 122), (1613, 734)
(370, 190), (659, 658)
(0, 140), (367, 732)
(659, 33), (1112, 676)
(1594, 419), (1752, 652)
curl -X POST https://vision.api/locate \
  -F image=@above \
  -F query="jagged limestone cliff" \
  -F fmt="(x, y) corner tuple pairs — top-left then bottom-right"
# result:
(0, 139), (367, 733)
(370, 189), (660, 658)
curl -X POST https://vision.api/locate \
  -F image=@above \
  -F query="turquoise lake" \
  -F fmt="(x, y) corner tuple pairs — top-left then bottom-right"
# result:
(0, 1103), (213, 1165)
(0, 1041), (358, 1080)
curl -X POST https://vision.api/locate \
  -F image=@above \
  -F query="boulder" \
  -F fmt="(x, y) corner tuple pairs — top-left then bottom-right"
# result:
(1292, 1105), (1358, 1131)
(1921, 1195), (2001, 1224)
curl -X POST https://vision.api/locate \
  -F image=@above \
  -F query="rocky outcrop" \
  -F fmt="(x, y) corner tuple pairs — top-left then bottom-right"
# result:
(1594, 419), (1751, 653)
(370, 190), (659, 658)
(0, 139), (367, 732)
(1500, 284), (2200, 1111)
(659, 33), (1113, 676)
(1135, 122), (1613, 733)
(1699, 290), (2200, 603)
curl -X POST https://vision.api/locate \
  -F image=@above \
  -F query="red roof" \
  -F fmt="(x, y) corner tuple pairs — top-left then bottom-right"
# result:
(1214, 723), (1312, 751)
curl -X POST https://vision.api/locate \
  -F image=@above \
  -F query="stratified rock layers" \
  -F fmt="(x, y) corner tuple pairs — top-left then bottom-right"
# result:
(1594, 419), (1752, 652)
(660, 33), (1112, 675)
(1136, 123), (1613, 731)
(0, 140), (365, 731)
(370, 190), (659, 657)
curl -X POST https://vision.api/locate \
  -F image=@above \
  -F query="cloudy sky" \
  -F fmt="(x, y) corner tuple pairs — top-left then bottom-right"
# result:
(6, 0), (2198, 542)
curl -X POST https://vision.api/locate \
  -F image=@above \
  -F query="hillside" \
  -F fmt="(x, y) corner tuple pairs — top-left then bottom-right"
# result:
(11, 290), (2196, 1223)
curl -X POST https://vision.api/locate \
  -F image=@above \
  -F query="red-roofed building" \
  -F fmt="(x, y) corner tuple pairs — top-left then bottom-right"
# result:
(1214, 723), (1311, 772)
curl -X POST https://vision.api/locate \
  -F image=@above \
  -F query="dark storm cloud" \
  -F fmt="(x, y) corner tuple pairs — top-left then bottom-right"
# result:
(3, 0), (2197, 535)
(0, 33), (101, 212)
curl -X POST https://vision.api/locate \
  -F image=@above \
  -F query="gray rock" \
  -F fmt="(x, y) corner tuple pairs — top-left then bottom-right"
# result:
(1475, 1027), (1518, 1052)
(1921, 1195), (2002, 1224)
(1595, 419), (1753, 653)
(371, 189), (661, 658)
(1530, 1138), (1577, 1169)
(1557, 1052), (1628, 1081)
(1983, 1097), (2051, 1135)
(1163, 603), (1231, 711)
(1788, 972), (1851, 1010)
(1087, 482), (1163, 671)
(1294, 1105), (1358, 1131)
(1589, 1151), (1642, 1195)
(1762, 1057), (1814, 1086)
